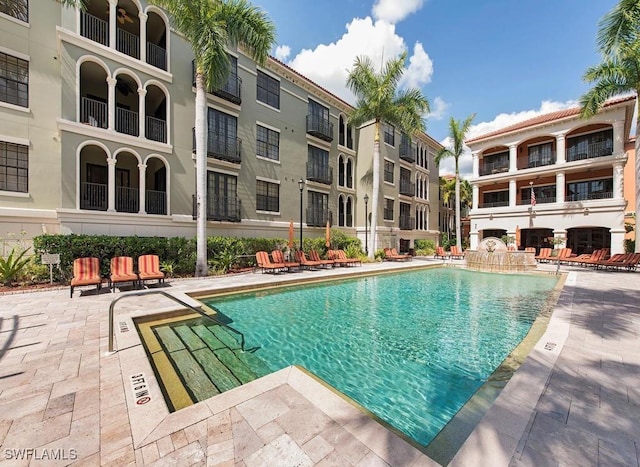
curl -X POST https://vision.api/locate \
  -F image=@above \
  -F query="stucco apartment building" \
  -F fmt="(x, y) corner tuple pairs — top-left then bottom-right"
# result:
(466, 95), (636, 255)
(0, 0), (442, 254)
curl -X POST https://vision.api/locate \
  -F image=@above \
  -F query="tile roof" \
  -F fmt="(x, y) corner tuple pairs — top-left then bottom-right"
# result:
(466, 95), (636, 144)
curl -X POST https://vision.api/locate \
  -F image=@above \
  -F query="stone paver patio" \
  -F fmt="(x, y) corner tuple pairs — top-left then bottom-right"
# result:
(0, 258), (638, 466)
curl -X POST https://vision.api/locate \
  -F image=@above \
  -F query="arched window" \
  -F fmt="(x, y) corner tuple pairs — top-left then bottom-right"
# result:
(346, 157), (353, 188)
(339, 115), (345, 146)
(346, 196), (353, 227)
(338, 194), (345, 226)
(338, 155), (345, 187)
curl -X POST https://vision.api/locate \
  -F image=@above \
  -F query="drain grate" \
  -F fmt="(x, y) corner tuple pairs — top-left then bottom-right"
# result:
(544, 342), (557, 351)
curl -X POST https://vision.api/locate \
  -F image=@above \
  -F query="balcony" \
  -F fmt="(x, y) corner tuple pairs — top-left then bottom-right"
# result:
(191, 60), (242, 104)
(81, 183), (164, 214)
(567, 141), (613, 162)
(146, 116), (166, 143)
(519, 153), (556, 169)
(399, 215), (415, 231)
(480, 161), (509, 176)
(306, 115), (333, 142)
(147, 42), (167, 71)
(192, 128), (242, 163)
(117, 28), (140, 59)
(479, 201), (509, 208)
(517, 196), (556, 205)
(80, 182), (107, 211)
(81, 97), (108, 128)
(116, 108), (139, 136)
(146, 190), (167, 215)
(80, 12), (108, 47)
(193, 194), (242, 222)
(306, 207), (332, 227)
(399, 140), (415, 163)
(399, 179), (415, 196)
(306, 162), (333, 185)
(116, 186), (139, 213)
(566, 192), (613, 202)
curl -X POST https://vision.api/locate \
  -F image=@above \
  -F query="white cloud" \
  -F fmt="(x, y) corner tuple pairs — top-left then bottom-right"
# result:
(372, 0), (425, 24)
(274, 45), (291, 61)
(399, 42), (433, 89)
(426, 96), (448, 121)
(437, 99), (578, 179)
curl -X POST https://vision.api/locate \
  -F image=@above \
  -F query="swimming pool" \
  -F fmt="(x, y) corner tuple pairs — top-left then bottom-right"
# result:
(197, 267), (558, 447)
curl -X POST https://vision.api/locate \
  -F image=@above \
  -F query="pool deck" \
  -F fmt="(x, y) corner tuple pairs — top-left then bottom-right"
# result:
(0, 258), (638, 466)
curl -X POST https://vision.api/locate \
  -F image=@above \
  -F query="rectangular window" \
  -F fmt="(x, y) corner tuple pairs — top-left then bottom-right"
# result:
(256, 125), (279, 161)
(257, 70), (280, 109)
(256, 180), (279, 212)
(528, 142), (554, 168)
(566, 129), (613, 161)
(207, 108), (239, 161)
(307, 145), (331, 183)
(383, 124), (395, 146)
(482, 191), (509, 207)
(0, 141), (28, 192)
(384, 198), (394, 220)
(0, 52), (29, 107)
(566, 178), (613, 202)
(207, 172), (240, 220)
(308, 191), (329, 227)
(0, 0), (28, 22)
(384, 160), (394, 183)
(521, 185), (556, 204)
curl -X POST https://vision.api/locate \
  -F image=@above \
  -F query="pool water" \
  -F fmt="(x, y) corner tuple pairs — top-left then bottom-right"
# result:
(200, 268), (557, 447)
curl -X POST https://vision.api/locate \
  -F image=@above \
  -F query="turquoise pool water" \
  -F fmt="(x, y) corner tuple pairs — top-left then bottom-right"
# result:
(200, 268), (558, 447)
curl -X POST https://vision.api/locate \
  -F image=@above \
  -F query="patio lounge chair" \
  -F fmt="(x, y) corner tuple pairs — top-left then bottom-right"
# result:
(563, 249), (601, 266)
(70, 257), (103, 298)
(138, 254), (165, 287)
(309, 249), (334, 268)
(579, 248), (609, 267)
(295, 250), (323, 270)
(593, 253), (627, 270)
(534, 248), (552, 262)
(328, 249), (361, 266)
(434, 246), (450, 259)
(109, 256), (139, 292)
(256, 251), (286, 274)
(449, 246), (465, 259)
(384, 248), (411, 261)
(271, 249), (300, 271)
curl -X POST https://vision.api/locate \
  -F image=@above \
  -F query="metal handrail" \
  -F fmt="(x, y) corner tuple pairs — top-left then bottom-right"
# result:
(108, 289), (246, 353)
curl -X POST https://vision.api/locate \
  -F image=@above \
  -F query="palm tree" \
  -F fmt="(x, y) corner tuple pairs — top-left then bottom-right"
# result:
(434, 114), (475, 252)
(347, 52), (430, 259)
(150, 0), (275, 275)
(579, 0), (640, 252)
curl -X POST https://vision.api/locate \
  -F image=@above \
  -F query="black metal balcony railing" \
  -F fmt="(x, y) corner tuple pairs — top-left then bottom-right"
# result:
(526, 155), (556, 169)
(306, 115), (334, 142)
(383, 208), (394, 221)
(81, 97), (108, 128)
(146, 189), (167, 215)
(566, 192), (613, 202)
(116, 186), (139, 213)
(191, 60), (242, 104)
(399, 141), (415, 163)
(192, 194), (242, 222)
(80, 182), (107, 211)
(306, 162), (333, 185)
(479, 201), (509, 208)
(518, 196), (556, 205)
(146, 116), (166, 143)
(306, 207), (331, 227)
(191, 129), (242, 163)
(147, 42), (167, 70)
(567, 141), (614, 162)
(80, 11), (108, 46)
(116, 107), (139, 136)
(399, 215), (415, 230)
(117, 28), (140, 59)
(399, 179), (415, 196)
(480, 161), (509, 176)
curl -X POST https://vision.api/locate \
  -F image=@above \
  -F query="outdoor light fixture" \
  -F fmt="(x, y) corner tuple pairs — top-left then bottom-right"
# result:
(298, 179), (304, 250)
(364, 194), (369, 254)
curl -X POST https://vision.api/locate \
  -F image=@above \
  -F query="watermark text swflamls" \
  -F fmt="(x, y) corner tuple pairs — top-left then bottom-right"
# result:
(4, 448), (78, 461)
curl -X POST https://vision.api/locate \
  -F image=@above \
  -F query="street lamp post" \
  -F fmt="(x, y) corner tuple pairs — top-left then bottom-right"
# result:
(364, 194), (369, 254)
(298, 178), (304, 251)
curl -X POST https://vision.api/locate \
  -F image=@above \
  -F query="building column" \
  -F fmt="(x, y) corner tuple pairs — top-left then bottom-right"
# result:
(472, 183), (479, 210)
(555, 134), (566, 164)
(613, 120), (625, 155)
(107, 77), (116, 130)
(556, 171), (565, 203)
(138, 163), (146, 214)
(613, 161), (624, 199)
(470, 231), (479, 250)
(138, 87), (147, 138)
(610, 229), (626, 255)
(472, 152), (479, 178)
(139, 12), (148, 63)
(107, 158), (117, 212)
(509, 179), (517, 207)
(108, 0), (117, 49)
(509, 144), (517, 172)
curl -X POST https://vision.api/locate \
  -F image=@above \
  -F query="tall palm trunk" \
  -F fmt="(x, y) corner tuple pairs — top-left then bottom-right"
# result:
(369, 122), (381, 259)
(455, 172), (462, 251)
(195, 72), (208, 277)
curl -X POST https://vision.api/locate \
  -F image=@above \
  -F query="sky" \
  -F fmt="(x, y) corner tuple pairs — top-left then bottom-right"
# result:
(251, 0), (622, 178)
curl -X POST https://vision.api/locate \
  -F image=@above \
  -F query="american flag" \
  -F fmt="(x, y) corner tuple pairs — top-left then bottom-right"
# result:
(531, 186), (536, 206)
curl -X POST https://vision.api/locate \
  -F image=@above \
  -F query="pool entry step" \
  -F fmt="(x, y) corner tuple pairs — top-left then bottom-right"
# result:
(144, 317), (271, 411)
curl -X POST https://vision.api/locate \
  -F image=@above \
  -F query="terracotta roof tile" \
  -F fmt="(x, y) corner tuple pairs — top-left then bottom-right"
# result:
(466, 95), (636, 144)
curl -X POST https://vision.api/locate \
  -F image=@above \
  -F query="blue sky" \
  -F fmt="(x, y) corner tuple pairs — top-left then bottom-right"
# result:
(251, 0), (621, 177)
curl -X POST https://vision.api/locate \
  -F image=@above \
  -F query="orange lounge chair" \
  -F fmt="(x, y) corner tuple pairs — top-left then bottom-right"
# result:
(594, 253), (627, 270)
(434, 246), (450, 259)
(70, 257), (103, 298)
(563, 249), (601, 265)
(384, 248), (411, 261)
(255, 251), (286, 274)
(109, 256), (139, 292)
(580, 248), (609, 267)
(534, 248), (552, 262)
(295, 250), (322, 269)
(309, 249), (334, 268)
(328, 249), (361, 266)
(449, 246), (465, 259)
(271, 249), (300, 271)
(138, 254), (165, 287)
